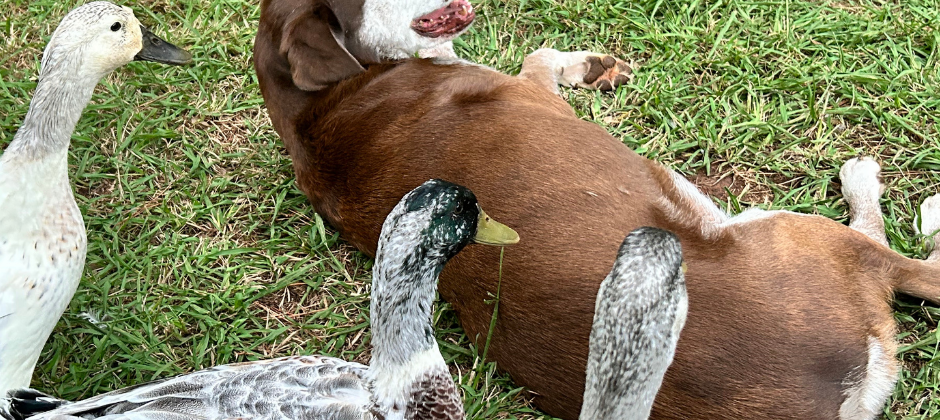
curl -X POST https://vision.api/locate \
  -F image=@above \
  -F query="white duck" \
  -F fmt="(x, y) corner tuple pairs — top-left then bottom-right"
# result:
(0, 1), (191, 397)
(579, 226), (688, 420)
(1, 179), (519, 420)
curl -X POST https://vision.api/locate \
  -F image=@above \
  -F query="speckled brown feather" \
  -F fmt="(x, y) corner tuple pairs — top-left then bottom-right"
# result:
(405, 370), (464, 420)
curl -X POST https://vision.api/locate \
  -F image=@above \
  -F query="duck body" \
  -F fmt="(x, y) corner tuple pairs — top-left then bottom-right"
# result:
(3, 179), (517, 420)
(0, 1), (191, 396)
(0, 47), (102, 394)
(0, 147), (87, 392)
(6, 356), (458, 420)
(7, 355), (462, 420)
(9, 356), (374, 420)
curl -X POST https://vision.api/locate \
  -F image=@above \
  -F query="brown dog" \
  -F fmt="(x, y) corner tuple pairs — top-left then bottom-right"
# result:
(253, 0), (940, 418)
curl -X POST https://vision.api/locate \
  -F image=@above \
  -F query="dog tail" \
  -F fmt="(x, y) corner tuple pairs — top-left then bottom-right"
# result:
(891, 195), (940, 305)
(646, 160), (730, 244)
(894, 259), (940, 306)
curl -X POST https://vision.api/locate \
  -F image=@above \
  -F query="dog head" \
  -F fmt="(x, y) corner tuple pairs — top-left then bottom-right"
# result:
(258, 0), (475, 91)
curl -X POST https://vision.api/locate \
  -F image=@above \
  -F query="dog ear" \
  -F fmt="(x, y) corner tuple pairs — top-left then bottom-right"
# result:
(279, 5), (365, 91)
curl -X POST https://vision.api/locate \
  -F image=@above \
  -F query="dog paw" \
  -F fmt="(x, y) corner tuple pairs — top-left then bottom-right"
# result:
(563, 54), (635, 91)
(840, 156), (885, 204)
(582, 55), (634, 91)
(919, 194), (940, 237)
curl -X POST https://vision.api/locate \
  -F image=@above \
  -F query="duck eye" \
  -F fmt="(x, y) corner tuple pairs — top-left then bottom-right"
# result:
(454, 202), (464, 215)
(110, 22), (122, 32)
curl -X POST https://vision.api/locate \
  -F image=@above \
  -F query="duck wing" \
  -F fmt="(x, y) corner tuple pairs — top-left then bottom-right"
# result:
(15, 356), (374, 420)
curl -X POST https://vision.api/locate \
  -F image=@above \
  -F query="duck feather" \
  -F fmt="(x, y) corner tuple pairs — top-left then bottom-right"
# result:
(17, 356), (373, 420)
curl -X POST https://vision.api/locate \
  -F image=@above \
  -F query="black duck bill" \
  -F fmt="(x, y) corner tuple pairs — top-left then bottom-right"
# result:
(134, 25), (192, 65)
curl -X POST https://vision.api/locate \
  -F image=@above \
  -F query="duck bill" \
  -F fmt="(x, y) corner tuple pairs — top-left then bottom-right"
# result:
(134, 25), (193, 65)
(474, 209), (520, 246)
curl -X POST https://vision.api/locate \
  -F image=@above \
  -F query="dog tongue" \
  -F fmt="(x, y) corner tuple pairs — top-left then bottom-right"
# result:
(411, 0), (475, 38)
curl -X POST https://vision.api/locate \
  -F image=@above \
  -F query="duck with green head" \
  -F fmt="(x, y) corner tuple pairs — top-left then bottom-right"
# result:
(2, 179), (518, 420)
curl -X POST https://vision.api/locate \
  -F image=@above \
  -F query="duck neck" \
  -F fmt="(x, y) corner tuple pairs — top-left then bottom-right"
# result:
(367, 237), (449, 409)
(579, 276), (679, 420)
(580, 332), (665, 420)
(4, 57), (101, 161)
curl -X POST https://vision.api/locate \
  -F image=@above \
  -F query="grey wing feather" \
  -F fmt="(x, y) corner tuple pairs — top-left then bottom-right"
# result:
(23, 356), (373, 420)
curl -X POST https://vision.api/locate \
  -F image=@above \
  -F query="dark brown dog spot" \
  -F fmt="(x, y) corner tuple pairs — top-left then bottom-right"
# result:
(583, 56), (606, 84)
(613, 74), (631, 86)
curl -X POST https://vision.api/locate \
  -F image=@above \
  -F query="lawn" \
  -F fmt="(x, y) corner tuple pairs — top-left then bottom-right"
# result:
(1, 0), (938, 418)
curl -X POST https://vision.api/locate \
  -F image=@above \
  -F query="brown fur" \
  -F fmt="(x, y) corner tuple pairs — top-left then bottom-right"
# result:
(254, 1), (940, 418)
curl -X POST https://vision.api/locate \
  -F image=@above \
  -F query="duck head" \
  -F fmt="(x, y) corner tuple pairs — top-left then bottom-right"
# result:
(377, 178), (519, 271)
(41, 1), (191, 79)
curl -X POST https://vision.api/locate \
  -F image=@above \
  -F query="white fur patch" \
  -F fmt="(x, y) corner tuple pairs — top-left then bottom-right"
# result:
(417, 41), (457, 59)
(359, 0), (467, 59)
(839, 337), (898, 420)
(670, 170), (728, 224)
(839, 157), (884, 205)
(722, 208), (778, 225)
(918, 194), (940, 237)
(919, 194), (940, 261)
(720, 208), (816, 227)
(427, 55), (496, 72)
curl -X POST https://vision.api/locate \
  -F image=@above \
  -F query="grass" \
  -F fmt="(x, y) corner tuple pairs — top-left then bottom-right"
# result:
(0, 0), (938, 418)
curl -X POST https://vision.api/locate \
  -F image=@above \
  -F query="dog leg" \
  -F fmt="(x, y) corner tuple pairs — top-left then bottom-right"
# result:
(920, 194), (940, 262)
(519, 49), (634, 94)
(839, 157), (889, 248)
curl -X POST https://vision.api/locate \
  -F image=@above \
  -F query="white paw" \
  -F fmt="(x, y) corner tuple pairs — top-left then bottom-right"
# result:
(919, 194), (940, 237)
(840, 157), (885, 204)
